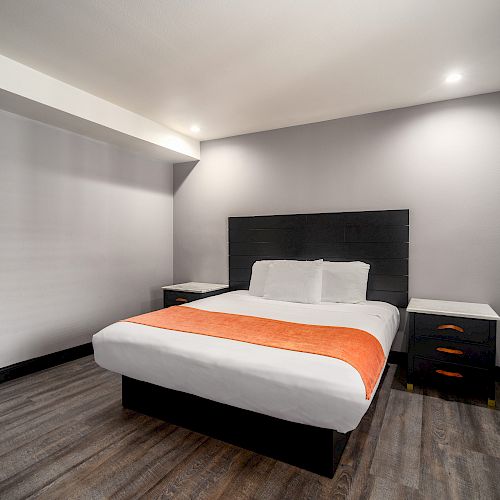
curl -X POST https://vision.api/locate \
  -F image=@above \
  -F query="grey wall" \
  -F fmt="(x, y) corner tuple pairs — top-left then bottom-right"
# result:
(0, 109), (173, 368)
(173, 92), (500, 359)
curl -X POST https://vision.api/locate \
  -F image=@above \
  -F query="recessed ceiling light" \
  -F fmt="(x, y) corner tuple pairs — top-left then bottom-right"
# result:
(190, 124), (200, 133)
(445, 73), (462, 84)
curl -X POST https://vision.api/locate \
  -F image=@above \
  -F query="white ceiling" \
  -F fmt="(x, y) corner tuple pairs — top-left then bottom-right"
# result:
(0, 0), (499, 141)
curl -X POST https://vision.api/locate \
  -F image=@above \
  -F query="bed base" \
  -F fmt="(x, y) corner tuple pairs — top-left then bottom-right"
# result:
(122, 376), (349, 477)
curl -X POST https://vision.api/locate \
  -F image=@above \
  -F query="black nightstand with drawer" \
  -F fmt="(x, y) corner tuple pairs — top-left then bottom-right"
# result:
(406, 299), (498, 407)
(162, 282), (230, 308)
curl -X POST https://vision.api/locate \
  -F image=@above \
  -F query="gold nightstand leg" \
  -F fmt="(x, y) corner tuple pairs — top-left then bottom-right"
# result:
(487, 399), (495, 408)
(406, 383), (414, 392)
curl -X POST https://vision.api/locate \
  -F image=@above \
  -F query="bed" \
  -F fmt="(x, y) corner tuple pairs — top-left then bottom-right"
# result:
(93, 209), (409, 477)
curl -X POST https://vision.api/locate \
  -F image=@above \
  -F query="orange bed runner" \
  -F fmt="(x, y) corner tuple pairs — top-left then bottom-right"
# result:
(124, 306), (385, 399)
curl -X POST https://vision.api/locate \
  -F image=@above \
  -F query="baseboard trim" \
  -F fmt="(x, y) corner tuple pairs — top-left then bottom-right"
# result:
(0, 343), (93, 384)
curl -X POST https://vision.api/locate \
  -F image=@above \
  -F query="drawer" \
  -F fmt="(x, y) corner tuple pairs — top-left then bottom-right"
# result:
(413, 356), (489, 391)
(163, 292), (198, 307)
(412, 337), (492, 368)
(414, 314), (490, 344)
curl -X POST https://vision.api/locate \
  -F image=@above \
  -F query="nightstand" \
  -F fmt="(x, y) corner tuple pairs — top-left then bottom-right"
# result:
(162, 282), (229, 308)
(406, 298), (499, 407)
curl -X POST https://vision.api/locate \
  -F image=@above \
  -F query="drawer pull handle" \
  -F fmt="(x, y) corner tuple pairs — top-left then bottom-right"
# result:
(436, 347), (464, 355)
(437, 324), (464, 333)
(435, 369), (463, 378)
(175, 298), (188, 303)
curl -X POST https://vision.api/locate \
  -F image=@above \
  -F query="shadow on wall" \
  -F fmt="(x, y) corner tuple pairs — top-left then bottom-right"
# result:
(2, 110), (172, 195)
(173, 161), (199, 194)
(148, 286), (165, 312)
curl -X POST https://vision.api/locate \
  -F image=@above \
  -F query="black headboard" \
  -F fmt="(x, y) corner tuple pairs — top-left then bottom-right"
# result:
(229, 209), (409, 307)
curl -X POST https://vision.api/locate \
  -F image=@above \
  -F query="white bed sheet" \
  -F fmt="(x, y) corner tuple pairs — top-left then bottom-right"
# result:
(93, 291), (399, 433)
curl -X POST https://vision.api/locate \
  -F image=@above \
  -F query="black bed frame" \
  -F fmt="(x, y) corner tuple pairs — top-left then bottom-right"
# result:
(122, 209), (409, 477)
(123, 376), (349, 477)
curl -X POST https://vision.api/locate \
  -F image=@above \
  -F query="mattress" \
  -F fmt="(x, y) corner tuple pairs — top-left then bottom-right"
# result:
(93, 291), (399, 433)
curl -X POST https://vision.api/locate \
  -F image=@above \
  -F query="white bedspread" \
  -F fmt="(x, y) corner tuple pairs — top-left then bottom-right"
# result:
(92, 291), (399, 433)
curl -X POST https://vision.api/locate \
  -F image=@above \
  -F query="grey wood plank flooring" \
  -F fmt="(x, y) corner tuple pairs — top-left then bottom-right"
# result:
(0, 356), (498, 500)
(369, 390), (423, 489)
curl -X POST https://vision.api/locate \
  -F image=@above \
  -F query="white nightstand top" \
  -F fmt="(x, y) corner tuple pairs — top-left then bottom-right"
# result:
(162, 282), (229, 293)
(407, 298), (500, 321)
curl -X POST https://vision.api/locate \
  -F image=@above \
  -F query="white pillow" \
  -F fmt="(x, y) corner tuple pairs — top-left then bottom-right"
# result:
(322, 261), (370, 303)
(263, 260), (323, 304)
(248, 259), (305, 296)
(248, 259), (322, 296)
(248, 260), (275, 296)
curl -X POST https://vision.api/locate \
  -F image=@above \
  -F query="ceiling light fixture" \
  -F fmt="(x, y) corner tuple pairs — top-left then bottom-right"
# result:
(190, 124), (201, 133)
(445, 73), (462, 84)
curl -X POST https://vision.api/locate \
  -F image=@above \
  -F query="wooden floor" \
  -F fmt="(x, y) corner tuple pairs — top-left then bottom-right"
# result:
(0, 357), (498, 499)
